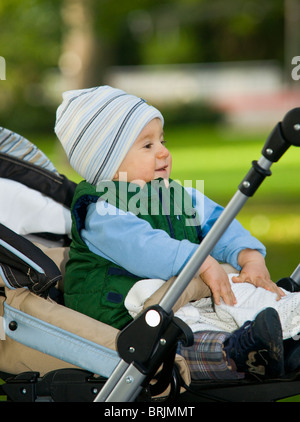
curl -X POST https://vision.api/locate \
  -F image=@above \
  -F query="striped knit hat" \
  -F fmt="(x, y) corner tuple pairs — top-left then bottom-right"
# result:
(54, 85), (164, 185)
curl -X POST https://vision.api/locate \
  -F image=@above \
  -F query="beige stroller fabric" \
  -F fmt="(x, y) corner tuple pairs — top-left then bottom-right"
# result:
(0, 244), (118, 376)
(0, 245), (118, 376)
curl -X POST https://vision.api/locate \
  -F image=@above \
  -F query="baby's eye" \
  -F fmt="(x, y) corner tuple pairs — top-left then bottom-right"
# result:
(144, 143), (153, 149)
(161, 139), (167, 145)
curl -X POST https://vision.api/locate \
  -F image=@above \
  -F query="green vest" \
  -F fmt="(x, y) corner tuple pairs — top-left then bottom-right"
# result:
(64, 179), (202, 329)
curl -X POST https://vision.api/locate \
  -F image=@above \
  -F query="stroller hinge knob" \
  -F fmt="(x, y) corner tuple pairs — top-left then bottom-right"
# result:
(265, 148), (273, 156)
(145, 309), (161, 327)
(8, 321), (18, 331)
(242, 181), (250, 188)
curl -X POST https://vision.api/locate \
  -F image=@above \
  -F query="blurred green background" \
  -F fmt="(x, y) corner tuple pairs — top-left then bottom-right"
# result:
(0, 0), (299, 281)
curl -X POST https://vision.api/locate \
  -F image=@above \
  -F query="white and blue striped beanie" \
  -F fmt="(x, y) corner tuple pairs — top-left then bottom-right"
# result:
(54, 85), (164, 185)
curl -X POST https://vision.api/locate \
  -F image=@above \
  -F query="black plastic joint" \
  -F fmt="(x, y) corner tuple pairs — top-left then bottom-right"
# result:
(276, 277), (300, 293)
(261, 123), (290, 162)
(116, 304), (193, 375)
(238, 161), (271, 197)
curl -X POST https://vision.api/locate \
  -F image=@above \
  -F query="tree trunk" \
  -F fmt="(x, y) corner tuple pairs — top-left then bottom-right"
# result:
(59, 0), (101, 90)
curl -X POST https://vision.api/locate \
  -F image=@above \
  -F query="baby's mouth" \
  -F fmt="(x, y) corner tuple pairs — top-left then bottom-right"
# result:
(155, 165), (168, 172)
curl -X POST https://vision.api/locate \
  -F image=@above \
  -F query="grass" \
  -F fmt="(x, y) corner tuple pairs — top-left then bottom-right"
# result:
(31, 123), (300, 281)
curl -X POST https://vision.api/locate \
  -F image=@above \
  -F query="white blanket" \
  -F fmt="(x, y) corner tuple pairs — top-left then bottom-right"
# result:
(0, 178), (72, 236)
(125, 275), (300, 340)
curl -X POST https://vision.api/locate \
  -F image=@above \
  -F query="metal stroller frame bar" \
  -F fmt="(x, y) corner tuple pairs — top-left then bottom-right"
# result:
(94, 108), (300, 402)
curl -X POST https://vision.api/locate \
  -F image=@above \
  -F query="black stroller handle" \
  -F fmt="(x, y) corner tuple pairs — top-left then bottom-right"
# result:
(95, 108), (300, 402)
(277, 264), (300, 293)
(291, 264), (300, 284)
(262, 107), (300, 162)
(281, 108), (300, 147)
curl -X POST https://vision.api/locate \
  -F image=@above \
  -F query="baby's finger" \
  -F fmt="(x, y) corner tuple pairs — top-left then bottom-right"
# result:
(231, 274), (246, 284)
(262, 281), (286, 301)
(223, 290), (237, 306)
(213, 291), (221, 306)
(214, 288), (236, 307)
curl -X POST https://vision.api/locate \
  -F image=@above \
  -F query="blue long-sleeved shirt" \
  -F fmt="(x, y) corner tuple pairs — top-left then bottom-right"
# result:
(80, 187), (266, 280)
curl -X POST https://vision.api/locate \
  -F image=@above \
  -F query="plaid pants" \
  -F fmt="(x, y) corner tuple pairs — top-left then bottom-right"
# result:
(178, 331), (245, 380)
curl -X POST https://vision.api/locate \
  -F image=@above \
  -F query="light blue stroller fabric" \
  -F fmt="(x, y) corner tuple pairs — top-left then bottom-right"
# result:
(2, 302), (120, 378)
(0, 126), (58, 173)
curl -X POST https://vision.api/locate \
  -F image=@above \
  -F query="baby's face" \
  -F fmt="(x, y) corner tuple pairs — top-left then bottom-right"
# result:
(114, 118), (172, 185)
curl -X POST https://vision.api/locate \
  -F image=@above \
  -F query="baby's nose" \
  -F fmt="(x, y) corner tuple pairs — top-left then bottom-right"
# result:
(157, 144), (169, 158)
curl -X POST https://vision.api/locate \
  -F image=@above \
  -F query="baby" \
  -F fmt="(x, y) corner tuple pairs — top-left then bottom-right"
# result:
(55, 85), (287, 379)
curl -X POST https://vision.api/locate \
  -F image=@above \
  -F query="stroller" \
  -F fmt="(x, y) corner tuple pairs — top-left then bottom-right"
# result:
(0, 109), (300, 403)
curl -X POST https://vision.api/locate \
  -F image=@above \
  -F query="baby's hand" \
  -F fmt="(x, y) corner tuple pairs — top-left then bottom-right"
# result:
(200, 256), (237, 306)
(232, 249), (285, 301)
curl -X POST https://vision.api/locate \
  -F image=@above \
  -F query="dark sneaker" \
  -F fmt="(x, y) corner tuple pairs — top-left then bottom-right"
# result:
(223, 307), (284, 378)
